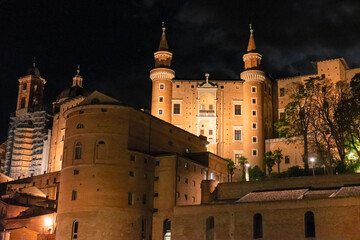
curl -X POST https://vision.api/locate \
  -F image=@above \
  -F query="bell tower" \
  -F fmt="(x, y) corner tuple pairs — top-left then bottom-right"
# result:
(241, 25), (266, 169)
(16, 59), (46, 116)
(150, 23), (175, 123)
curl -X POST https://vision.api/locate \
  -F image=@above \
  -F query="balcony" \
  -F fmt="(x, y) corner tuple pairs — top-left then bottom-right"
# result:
(198, 110), (215, 117)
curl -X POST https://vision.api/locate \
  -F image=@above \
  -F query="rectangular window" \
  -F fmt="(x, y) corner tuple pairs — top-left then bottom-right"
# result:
(184, 194), (188, 200)
(280, 88), (285, 97)
(200, 129), (205, 135)
(46, 179), (49, 185)
(72, 221), (78, 239)
(159, 84), (164, 89)
(154, 192), (159, 197)
(285, 156), (290, 164)
(155, 161), (160, 166)
(210, 173), (214, 180)
(130, 155), (135, 161)
(235, 154), (241, 165)
(252, 98), (257, 104)
(74, 169), (79, 175)
(128, 192), (133, 205)
(185, 178), (188, 184)
(252, 122), (257, 129)
(72, 190), (77, 200)
(158, 109), (163, 115)
(173, 104), (180, 114)
(209, 104), (213, 110)
(252, 110), (257, 116)
(252, 149), (258, 156)
(159, 96), (163, 102)
(192, 196), (195, 203)
(141, 219), (146, 239)
(142, 194), (147, 204)
(234, 130), (242, 141)
(251, 86), (257, 93)
(234, 105), (242, 115)
(129, 171), (134, 177)
(252, 136), (257, 143)
(200, 104), (205, 110)
(209, 129), (213, 135)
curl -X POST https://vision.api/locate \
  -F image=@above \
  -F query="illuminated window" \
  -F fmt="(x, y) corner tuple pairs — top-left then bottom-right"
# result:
(253, 214), (263, 239)
(234, 130), (242, 141)
(280, 88), (285, 97)
(305, 211), (315, 238)
(74, 143), (82, 160)
(234, 105), (242, 115)
(159, 84), (164, 90)
(251, 86), (257, 93)
(210, 173), (214, 179)
(159, 96), (163, 102)
(71, 221), (78, 239)
(163, 219), (171, 239)
(173, 103), (180, 114)
(158, 109), (163, 115)
(71, 190), (77, 200)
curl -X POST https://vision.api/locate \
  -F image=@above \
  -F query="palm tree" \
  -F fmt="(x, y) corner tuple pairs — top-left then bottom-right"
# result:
(238, 156), (248, 181)
(225, 158), (235, 182)
(263, 151), (275, 175)
(273, 148), (284, 174)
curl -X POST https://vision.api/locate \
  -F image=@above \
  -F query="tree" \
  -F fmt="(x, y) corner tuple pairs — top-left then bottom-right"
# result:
(273, 148), (283, 174)
(225, 158), (235, 182)
(237, 156), (248, 181)
(263, 151), (275, 175)
(275, 77), (318, 173)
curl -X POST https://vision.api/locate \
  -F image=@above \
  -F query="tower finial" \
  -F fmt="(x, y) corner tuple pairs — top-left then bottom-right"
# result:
(32, 57), (36, 68)
(205, 73), (210, 83)
(249, 24), (253, 34)
(77, 65), (80, 76)
(162, 22), (166, 33)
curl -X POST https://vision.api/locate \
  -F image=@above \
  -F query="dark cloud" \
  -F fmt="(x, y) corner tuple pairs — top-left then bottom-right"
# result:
(0, 0), (359, 140)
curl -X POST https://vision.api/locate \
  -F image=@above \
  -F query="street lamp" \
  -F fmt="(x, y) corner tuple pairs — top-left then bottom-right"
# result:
(310, 157), (315, 176)
(245, 163), (250, 181)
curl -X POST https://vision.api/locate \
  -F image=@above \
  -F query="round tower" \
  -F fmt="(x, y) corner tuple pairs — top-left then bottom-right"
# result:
(150, 23), (175, 123)
(240, 25), (266, 169)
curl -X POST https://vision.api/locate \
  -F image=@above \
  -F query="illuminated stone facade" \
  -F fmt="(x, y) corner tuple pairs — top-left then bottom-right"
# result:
(55, 91), (228, 240)
(150, 26), (360, 172)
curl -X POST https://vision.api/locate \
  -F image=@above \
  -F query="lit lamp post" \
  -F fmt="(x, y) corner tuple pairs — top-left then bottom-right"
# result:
(310, 157), (315, 176)
(245, 163), (250, 181)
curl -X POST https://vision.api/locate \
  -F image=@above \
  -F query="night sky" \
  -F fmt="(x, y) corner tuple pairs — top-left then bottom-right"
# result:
(0, 0), (359, 141)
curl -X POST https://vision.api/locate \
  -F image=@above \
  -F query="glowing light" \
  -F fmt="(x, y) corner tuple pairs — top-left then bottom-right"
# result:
(44, 217), (52, 227)
(245, 163), (250, 168)
(310, 157), (315, 163)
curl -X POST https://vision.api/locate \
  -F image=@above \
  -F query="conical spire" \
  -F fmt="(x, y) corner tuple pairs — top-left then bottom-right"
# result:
(158, 22), (169, 51)
(247, 24), (256, 52)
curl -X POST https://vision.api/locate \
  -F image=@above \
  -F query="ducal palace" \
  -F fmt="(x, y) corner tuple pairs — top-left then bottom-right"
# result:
(0, 25), (359, 240)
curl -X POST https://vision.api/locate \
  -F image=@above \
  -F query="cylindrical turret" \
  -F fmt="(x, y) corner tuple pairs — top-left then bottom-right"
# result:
(150, 23), (174, 123)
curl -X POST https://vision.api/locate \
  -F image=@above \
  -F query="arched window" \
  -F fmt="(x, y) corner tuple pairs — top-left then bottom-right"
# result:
(305, 211), (315, 238)
(163, 219), (171, 240)
(253, 213), (263, 239)
(74, 143), (82, 160)
(96, 140), (106, 159)
(76, 123), (84, 129)
(72, 221), (78, 239)
(206, 216), (215, 240)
